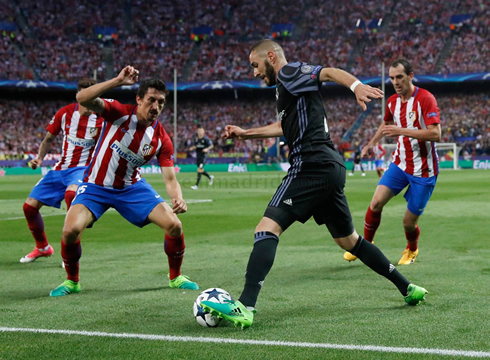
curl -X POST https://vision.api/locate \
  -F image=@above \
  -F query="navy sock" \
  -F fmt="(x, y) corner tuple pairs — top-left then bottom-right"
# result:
(196, 173), (202, 186)
(202, 171), (210, 179)
(239, 232), (279, 307)
(350, 236), (410, 295)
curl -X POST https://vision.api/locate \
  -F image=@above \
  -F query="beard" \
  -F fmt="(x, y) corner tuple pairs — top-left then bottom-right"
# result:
(264, 60), (277, 87)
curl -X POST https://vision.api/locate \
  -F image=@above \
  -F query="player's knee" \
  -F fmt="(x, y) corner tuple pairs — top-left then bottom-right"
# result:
(403, 219), (417, 232)
(370, 198), (384, 212)
(62, 223), (83, 243)
(166, 218), (182, 237)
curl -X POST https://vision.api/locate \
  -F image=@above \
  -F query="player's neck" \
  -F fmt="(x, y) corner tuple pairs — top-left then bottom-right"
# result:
(78, 104), (92, 117)
(400, 84), (416, 102)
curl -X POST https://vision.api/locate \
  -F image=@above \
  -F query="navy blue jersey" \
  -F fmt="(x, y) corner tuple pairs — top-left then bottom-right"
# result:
(276, 62), (344, 170)
(194, 135), (212, 156)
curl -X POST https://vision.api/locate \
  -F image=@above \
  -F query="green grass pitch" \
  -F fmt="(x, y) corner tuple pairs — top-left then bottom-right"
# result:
(1, 170), (489, 359)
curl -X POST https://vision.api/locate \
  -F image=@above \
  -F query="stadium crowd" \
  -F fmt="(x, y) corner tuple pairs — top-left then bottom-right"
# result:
(1, 92), (489, 162)
(1, 0), (488, 82)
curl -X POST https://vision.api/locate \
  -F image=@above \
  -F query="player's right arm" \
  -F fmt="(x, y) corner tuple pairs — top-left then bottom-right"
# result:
(361, 120), (395, 158)
(222, 122), (283, 140)
(76, 66), (139, 113)
(30, 132), (56, 169)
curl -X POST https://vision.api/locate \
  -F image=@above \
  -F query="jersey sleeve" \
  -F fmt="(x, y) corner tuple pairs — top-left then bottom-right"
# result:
(421, 93), (441, 126)
(205, 136), (213, 147)
(383, 99), (394, 123)
(157, 131), (175, 167)
(278, 63), (323, 96)
(45, 108), (64, 136)
(100, 99), (133, 123)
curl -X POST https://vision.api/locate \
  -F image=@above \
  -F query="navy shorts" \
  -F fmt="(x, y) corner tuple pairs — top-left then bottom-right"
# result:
(378, 163), (437, 216)
(72, 179), (165, 228)
(29, 167), (85, 208)
(264, 162), (354, 238)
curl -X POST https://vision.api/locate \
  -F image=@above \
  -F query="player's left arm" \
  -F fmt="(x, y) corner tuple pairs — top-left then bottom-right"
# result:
(161, 166), (187, 214)
(203, 138), (213, 153)
(383, 123), (441, 142)
(320, 68), (384, 111)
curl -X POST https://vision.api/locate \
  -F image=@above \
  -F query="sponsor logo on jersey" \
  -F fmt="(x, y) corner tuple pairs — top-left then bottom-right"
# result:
(142, 143), (154, 156)
(49, 116), (55, 125)
(110, 140), (146, 167)
(277, 109), (286, 121)
(427, 112), (438, 118)
(66, 135), (96, 148)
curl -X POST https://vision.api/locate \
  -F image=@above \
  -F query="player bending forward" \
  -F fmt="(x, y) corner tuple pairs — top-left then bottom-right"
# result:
(49, 66), (199, 296)
(200, 40), (428, 329)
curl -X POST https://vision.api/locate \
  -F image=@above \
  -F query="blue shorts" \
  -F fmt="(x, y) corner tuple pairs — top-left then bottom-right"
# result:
(375, 160), (384, 168)
(378, 163), (437, 216)
(29, 167), (86, 208)
(72, 179), (165, 228)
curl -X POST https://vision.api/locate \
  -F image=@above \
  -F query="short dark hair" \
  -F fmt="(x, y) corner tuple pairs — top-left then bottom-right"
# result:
(390, 59), (413, 75)
(196, 125), (204, 129)
(77, 78), (96, 91)
(137, 78), (169, 99)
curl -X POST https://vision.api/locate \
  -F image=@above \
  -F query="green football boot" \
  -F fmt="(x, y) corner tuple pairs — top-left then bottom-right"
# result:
(168, 274), (199, 290)
(50, 280), (81, 297)
(404, 284), (428, 305)
(200, 299), (255, 329)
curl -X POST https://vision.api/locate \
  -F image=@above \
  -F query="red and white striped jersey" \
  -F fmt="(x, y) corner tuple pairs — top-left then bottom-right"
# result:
(46, 103), (103, 170)
(384, 87), (441, 177)
(373, 144), (386, 160)
(84, 99), (174, 189)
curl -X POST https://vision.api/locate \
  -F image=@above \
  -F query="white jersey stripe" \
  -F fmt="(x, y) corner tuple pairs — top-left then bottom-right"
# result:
(408, 98), (422, 176)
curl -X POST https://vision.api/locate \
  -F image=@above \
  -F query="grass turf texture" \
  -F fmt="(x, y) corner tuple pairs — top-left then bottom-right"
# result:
(1, 170), (489, 359)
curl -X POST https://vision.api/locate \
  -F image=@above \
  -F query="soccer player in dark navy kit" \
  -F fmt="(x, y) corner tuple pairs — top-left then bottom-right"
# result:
(349, 141), (366, 176)
(189, 125), (214, 190)
(201, 39), (428, 329)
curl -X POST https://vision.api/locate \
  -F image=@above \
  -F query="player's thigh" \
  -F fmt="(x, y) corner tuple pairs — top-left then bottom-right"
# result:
(403, 178), (436, 216)
(63, 204), (95, 242)
(147, 202), (182, 235)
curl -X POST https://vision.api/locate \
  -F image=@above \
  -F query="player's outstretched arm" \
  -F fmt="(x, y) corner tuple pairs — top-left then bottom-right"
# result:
(361, 122), (390, 158)
(29, 132), (56, 169)
(161, 166), (187, 214)
(76, 66), (140, 113)
(222, 122), (283, 140)
(319, 68), (384, 111)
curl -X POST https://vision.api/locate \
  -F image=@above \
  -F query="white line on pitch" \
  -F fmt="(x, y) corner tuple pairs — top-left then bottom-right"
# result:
(0, 327), (488, 358)
(0, 200), (213, 221)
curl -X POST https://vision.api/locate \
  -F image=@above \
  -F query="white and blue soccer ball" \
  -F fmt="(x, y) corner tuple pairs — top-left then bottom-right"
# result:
(193, 288), (232, 327)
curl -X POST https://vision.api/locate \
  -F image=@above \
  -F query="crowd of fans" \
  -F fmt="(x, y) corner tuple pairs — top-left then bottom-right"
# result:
(1, 92), (489, 162)
(1, 0), (488, 82)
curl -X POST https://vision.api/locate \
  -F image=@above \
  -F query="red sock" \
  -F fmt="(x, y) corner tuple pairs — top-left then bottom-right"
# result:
(377, 169), (381, 177)
(65, 190), (76, 210)
(405, 225), (420, 251)
(164, 233), (185, 280)
(23, 203), (49, 249)
(61, 240), (82, 282)
(364, 206), (382, 242)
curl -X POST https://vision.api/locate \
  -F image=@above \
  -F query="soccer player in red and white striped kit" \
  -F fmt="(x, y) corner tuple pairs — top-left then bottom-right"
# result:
(344, 59), (441, 265)
(20, 78), (104, 263)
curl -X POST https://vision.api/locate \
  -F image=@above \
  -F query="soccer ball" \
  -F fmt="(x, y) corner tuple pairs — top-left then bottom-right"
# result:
(193, 288), (232, 327)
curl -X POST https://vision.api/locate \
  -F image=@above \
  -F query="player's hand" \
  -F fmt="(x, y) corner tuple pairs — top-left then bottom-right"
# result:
(382, 125), (402, 137)
(29, 158), (42, 170)
(222, 125), (247, 140)
(354, 84), (384, 111)
(361, 145), (372, 158)
(172, 198), (187, 214)
(202, 148), (208, 153)
(116, 65), (139, 86)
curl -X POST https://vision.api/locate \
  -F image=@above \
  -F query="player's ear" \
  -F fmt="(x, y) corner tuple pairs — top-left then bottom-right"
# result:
(267, 51), (275, 64)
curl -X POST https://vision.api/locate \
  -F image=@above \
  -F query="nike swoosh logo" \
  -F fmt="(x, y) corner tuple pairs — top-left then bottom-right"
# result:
(155, 195), (161, 198)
